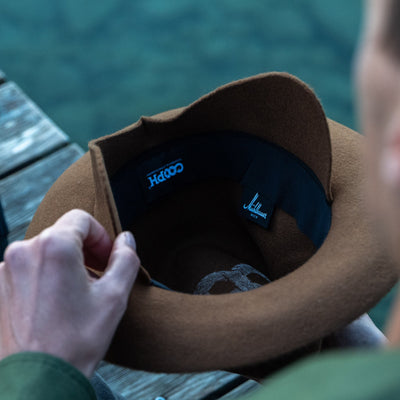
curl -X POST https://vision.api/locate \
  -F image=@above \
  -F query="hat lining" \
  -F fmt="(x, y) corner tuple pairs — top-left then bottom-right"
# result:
(109, 131), (331, 293)
(110, 131), (331, 245)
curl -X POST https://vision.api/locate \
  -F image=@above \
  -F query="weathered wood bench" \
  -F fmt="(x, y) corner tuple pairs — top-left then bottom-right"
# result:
(0, 70), (260, 399)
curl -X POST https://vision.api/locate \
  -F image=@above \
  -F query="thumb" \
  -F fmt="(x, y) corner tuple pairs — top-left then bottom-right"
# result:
(96, 232), (140, 300)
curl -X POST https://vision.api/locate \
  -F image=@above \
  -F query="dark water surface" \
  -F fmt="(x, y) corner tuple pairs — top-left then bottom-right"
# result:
(0, 0), (396, 329)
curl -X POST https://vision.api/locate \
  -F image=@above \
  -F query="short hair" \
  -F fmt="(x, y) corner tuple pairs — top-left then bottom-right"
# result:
(383, 0), (400, 57)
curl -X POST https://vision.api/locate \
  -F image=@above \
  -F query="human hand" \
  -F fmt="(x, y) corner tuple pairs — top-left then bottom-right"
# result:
(0, 209), (140, 377)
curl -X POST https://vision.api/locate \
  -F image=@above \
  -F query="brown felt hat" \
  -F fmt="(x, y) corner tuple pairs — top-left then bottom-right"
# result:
(27, 72), (397, 378)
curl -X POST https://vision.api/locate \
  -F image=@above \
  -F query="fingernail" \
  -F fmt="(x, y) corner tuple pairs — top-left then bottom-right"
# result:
(122, 231), (136, 250)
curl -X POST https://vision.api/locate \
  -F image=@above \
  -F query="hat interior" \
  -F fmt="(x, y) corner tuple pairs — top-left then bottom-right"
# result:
(110, 130), (331, 294)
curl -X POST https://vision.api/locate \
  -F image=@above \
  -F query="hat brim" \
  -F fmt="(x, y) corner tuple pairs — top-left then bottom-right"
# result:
(26, 73), (397, 375)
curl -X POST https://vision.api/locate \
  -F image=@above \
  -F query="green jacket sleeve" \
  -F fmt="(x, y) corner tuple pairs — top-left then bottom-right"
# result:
(244, 348), (400, 400)
(0, 352), (96, 400)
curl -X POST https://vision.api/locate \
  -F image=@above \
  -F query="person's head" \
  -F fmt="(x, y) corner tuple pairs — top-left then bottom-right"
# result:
(355, 0), (400, 266)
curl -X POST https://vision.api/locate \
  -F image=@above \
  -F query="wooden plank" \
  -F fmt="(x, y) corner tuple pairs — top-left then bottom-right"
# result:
(218, 380), (260, 400)
(97, 362), (248, 400)
(0, 144), (84, 239)
(7, 222), (29, 243)
(0, 82), (69, 178)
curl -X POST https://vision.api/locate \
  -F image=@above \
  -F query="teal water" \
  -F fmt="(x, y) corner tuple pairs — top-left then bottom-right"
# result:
(1, 0), (361, 146)
(0, 0), (397, 329)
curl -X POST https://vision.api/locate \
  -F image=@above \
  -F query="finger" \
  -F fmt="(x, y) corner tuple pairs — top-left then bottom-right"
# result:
(53, 209), (113, 270)
(3, 240), (31, 272)
(2, 240), (36, 290)
(95, 232), (139, 304)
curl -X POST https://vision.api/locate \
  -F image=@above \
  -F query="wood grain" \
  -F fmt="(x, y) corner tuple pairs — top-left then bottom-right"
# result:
(218, 380), (260, 400)
(0, 82), (68, 177)
(0, 144), (84, 238)
(97, 362), (251, 400)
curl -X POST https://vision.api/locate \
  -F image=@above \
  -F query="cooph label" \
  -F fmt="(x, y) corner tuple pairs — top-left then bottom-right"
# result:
(146, 159), (184, 189)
